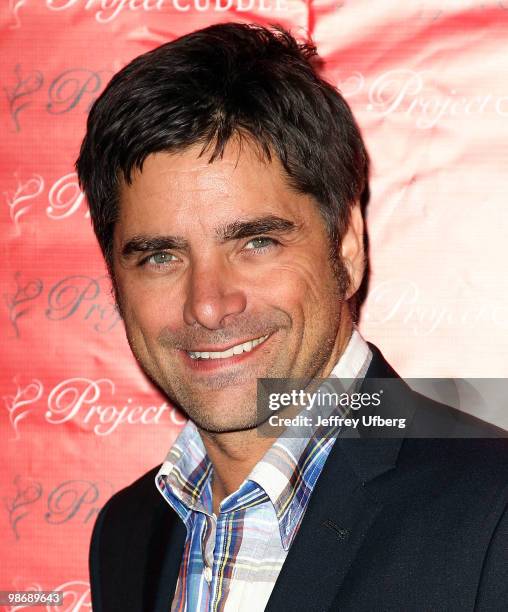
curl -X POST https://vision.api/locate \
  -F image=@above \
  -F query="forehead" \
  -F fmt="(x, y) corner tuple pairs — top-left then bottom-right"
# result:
(116, 142), (316, 236)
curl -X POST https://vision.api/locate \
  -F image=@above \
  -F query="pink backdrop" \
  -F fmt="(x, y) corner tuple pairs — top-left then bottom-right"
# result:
(2, 1), (508, 608)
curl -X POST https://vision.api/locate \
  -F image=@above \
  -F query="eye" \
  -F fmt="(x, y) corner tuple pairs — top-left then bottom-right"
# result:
(141, 252), (178, 267)
(244, 236), (279, 251)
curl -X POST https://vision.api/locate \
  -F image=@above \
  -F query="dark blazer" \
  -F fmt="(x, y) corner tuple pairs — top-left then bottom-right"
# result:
(89, 345), (508, 611)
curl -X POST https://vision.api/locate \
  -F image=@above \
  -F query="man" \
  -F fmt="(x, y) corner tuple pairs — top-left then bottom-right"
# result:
(77, 23), (508, 612)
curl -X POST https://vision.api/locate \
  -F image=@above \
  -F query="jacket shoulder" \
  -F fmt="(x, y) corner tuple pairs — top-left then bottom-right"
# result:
(366, 342), (507, 438)
(100, 465), (165, 521)
(89, 465), (182, 612)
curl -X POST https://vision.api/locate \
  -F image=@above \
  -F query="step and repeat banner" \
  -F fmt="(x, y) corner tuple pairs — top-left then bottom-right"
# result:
(2, 1), (508, 609)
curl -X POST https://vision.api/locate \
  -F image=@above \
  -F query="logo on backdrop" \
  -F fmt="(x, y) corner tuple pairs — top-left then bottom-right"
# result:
(4, 377), (186, 439)
(4, 173), (44, 233)
(335, 68), (508, 129)
(4, 171), (89, 233)
(4, 273), (120, 338)
(3, 66), (111, 132)
(364, 280), (508, 336)
(3, 378), (44, 440)
(5, 475), (113, 540)
(8, 0), (289, 27)
(8, 0), (508, 28)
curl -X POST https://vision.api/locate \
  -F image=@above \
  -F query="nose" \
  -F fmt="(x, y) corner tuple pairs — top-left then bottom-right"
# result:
(182, 257), (247, 330)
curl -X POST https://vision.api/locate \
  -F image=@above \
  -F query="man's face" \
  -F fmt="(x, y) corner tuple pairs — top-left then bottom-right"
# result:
(113, 141), (361, 433)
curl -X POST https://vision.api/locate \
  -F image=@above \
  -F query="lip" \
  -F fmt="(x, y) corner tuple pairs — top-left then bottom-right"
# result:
(180, 333), (273, 371)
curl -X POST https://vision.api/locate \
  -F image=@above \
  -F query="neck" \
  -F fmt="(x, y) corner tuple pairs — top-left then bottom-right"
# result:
(200, 311), (354, 514)
(200, 428), (274, 514)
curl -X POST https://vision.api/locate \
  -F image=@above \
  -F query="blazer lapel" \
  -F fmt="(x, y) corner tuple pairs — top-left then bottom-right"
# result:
(265, 435), (403, 611)
(265, 344), (405, 612)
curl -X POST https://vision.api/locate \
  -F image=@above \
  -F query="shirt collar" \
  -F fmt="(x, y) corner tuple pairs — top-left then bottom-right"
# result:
(156, 420), (212, 522)
(329, 327), (372, 380)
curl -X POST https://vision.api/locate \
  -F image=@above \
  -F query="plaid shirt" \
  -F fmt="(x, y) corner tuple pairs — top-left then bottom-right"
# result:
(155, 329), (372, 612)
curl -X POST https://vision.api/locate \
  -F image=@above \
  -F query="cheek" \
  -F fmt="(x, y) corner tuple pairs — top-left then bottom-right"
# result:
(116, 278), (182, 340)
(256, 258), (338, 308)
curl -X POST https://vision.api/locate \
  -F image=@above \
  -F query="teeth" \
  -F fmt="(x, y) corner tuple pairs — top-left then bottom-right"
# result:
(188, 334), (269, 360)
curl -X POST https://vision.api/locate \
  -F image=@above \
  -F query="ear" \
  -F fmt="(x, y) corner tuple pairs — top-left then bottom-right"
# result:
(340, 201), (365, 300)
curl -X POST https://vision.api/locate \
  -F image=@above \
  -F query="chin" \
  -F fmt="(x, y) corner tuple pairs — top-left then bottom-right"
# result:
(188, 409), (261, 434)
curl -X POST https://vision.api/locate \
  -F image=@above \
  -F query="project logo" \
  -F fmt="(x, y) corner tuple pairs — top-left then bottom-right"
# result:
(8, 0), (289, 27)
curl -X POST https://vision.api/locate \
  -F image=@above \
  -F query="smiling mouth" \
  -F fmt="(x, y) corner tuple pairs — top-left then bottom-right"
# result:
(187, 334), (270, 360)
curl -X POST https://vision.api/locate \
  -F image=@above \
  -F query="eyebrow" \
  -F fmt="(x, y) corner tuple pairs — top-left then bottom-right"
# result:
(216, 215), (298, 241)
(120, 215), (299, 258)
(121, 235), (188, 257)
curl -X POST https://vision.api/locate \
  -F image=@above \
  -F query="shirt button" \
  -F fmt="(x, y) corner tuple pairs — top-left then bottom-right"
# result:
(204, 566), (212, 583)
